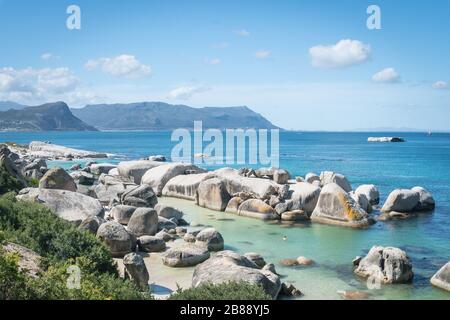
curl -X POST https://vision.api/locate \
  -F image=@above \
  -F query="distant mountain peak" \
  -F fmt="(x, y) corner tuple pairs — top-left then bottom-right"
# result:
(72, 101), (280, 131)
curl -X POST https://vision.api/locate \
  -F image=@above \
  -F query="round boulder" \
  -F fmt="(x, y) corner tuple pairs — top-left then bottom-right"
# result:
(137, 236), (166, 253)
(96, 221), (135, 257)
(162, 243), (210, 267)
(195, 227), (224, 251)
(39, 167), (77, 192)
(127, 208), (158, 237)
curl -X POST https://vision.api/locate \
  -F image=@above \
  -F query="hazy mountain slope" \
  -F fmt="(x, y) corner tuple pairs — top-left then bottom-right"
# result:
(71, 102), (279, 130)
(0, 102), (97, 131)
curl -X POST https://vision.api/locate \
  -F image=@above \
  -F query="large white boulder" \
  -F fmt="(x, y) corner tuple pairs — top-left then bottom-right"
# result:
(354, 246), (413, 284)
(127, 208), (159, 237)
(195, 228), (224, 251)
(196, 178), (231, 211)
(238, 199), (278, 220)
(411, 187), (435, 211)
(141, 163), (206, 196)
(162, 172), (210, 201)
(354, 184), (380, 205)
(381, 189), (420, 213)
(39, 166), (77, 192)
(117, 160), (164, 184)
(17, 188), (104, 224)
(288, 182), (321, 215)
(320, 171), (352, 192)
(311, 183), (373, 228)
(211, 167), (282, 200)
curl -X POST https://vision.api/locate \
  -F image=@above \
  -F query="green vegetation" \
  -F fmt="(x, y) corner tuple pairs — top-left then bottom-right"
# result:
(169, 282), (271, 300)
(0, 193), (151, 300)
(0, 165), (23, 194)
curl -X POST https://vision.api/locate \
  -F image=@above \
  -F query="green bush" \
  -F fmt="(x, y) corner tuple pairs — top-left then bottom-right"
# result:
(0, 193), (152, 300)
(0, 193), (114, 274)
(0, 166), (23, 195)
(169, 282), (271, 300)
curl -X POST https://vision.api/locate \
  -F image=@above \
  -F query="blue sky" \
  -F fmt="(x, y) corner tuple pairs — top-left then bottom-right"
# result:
(0, 0), (449, 130)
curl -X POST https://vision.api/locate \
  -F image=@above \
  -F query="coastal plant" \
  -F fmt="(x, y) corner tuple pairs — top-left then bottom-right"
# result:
(169, 282), (271, 300)
(0, 193), (152, 300)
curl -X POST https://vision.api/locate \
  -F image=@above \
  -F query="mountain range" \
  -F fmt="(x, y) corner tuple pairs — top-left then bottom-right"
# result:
(0, 101), (279, 131)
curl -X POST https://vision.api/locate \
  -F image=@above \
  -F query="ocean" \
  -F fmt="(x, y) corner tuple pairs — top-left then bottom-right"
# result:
(1, 130), (449, 299)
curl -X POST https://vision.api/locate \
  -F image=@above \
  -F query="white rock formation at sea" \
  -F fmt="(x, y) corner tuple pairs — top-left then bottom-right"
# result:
(28, 141), (108, 159)
(367, 137), (405, 142)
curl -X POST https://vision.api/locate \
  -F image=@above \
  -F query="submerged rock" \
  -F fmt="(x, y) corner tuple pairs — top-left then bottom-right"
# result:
(195, 227), (224, 251)
(337, 290), (370, 300)
(430, 262), (450, 292)
(354, 246), (413, 284)
(238, 199), (278, 220)
(311, 183), (373, 228)
(192, 250), (281, 299)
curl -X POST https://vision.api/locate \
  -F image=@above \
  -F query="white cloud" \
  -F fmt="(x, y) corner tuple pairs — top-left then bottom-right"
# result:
(85, 54), (151, 78)
(235, 29), (250, 37)
(309, 39), (371, 69)
(0, 67), (102, 106)
(168, 85), (209, 100)
(205, 58), (221, 65)
(255, 50), (271, 59)
(372, 68), (400, 83)
(433, 81), (450, 89)
(41, 52), (59, 60)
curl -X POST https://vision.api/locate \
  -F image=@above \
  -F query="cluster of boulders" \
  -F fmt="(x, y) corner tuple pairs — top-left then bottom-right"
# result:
(3, 142), (448, 298)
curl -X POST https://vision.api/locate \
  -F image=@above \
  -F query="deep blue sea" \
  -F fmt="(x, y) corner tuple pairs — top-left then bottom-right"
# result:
(1, 131), (449, 299)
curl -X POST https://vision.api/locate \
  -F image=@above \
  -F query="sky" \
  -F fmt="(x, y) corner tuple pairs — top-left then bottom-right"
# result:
(0, 0), (449, 131)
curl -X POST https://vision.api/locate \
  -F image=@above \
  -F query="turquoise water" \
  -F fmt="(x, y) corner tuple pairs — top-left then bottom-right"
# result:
(1, 131), (449, 299)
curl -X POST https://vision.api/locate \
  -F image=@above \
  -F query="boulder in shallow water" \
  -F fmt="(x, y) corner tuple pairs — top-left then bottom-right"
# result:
(195, 227), (224, 251)
(39, 167), (77, 192)
(17, 188), (104, 224)
(225, 196), (244, 214)
(381, 189), (420, 213)
(127, 208), (158, 237)
(311, 183), (373, 228)
(354, 246), (413, 284)
(192, 250), (281, 299)
(141, 163), (206, 196)
(155, 203), (183, 221)
(137, 235), (166, 253)
(162, 172), (210, 201)
(96, 221), (135, 257)
(196, 178), (231, 211)
(430, 262), (450, 292)
(355, 184), (380, 205)
(120, 184), (158, 208)
(288, 182), (321, 215)
(281, 210), (309, 221)
(162, 243), (210, 267)
(319, 171), (352, 192)
(238, 199), (278, 220)
(411, 186), (435, 211)
(350, 191), (372, 213)
(123, 252), (149, 291)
